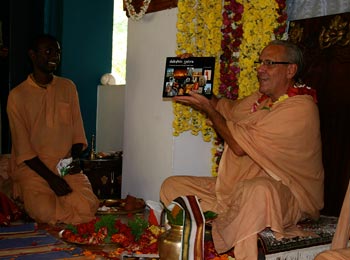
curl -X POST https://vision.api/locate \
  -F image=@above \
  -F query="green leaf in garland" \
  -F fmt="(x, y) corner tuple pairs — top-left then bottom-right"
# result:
(128, 216), (148, 241)
(65, 224), (77, 234)
(94, 215), (118, 238)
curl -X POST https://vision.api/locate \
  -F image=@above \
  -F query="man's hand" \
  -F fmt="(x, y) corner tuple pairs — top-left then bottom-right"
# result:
(71, 143), (84, 159)
(25, 156), (73, 196)
(47, 175), (73, 196)
(68, 159), (82, 174)
(173, 91), (215, 115)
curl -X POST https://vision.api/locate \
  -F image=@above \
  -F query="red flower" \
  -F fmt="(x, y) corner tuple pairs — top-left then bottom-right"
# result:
(233, 13), (242, 22)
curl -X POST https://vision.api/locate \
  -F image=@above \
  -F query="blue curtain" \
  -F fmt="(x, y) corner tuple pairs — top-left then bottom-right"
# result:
(44, 0), (63, 40)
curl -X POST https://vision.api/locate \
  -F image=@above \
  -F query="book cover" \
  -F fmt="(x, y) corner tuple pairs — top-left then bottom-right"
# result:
(162, 57), (215, 98)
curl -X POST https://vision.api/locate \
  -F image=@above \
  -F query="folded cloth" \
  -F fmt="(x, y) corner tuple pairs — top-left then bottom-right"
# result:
(0, 192), (22, 226)
(146, 200), (163, 226)
(172, 195), (205, 260)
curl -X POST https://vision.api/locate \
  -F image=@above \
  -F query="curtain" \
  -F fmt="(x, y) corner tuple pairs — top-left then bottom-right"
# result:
(44, 0), (63, 40)
(289, 12), (350, 216)
(287, 0), (350, 21)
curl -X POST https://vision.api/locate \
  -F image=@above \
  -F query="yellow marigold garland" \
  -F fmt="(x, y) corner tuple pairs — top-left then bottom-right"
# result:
(173, 0), (222, 142)
(237, 0), (287, 98)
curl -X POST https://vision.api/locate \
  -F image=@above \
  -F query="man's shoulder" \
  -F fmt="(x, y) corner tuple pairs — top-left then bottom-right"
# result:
(284, 94), (317, 109)
(273, 94), (319, 118)
(53, 76), (77, 92)
(53, 75), (75, 85)
(9, 77), (31, 95)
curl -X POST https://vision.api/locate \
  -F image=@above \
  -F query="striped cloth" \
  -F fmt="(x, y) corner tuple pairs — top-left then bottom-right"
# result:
(172, 195), (205, 260)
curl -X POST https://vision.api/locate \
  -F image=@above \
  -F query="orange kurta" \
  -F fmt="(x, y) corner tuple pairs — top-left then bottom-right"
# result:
(7, 75), (99, 224)
(160, 91), (324, 259)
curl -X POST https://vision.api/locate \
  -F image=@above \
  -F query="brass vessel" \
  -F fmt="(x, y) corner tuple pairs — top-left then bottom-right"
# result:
(158, 224), (184, 260)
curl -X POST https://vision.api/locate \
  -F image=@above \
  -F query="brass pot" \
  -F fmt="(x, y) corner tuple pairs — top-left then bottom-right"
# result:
(158, 224), (184, 260)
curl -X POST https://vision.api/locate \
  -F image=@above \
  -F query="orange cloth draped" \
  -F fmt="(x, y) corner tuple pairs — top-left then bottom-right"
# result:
(315, 249), (350, 260)
(315, 181), (350, 260)
(7, 75), (99, 224)
(160, 92), (324, 259)
(332, 181), (350, 250)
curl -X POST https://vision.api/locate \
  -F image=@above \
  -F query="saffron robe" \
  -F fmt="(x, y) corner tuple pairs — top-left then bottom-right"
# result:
(160, 92), (324, 259)
(7, 75), (99, 225)
(315, 181), (350, 260)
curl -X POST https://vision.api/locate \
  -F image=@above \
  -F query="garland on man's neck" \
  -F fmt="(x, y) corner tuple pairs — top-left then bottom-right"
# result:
(251, 83), (317, 113)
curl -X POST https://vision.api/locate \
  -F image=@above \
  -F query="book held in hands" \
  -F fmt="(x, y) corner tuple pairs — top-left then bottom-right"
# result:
(162, 57), (215, 98)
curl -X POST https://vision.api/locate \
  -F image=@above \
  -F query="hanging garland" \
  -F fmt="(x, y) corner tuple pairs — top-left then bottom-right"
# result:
(124, 0), (152, 21)
(219, 0), (244, 100)
(173, 0), (222, 141)
(174, 0), (288, 177)
(219, 0), (287, 101)
(237, 0), (287, 98)
(211, 0), (244, 176)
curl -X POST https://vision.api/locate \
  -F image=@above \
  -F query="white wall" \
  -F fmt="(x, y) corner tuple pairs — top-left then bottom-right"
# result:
(96, 84), (125, 152)
(122, 8), (212, 202)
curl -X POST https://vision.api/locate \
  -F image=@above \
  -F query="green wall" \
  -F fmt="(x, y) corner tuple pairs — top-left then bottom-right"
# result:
(50, 0), (114, 149)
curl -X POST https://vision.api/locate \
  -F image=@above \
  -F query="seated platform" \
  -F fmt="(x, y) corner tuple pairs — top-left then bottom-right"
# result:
(259, 215), (338, 260)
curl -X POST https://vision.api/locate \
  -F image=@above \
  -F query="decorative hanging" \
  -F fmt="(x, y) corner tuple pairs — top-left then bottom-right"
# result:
(173, 0), (222, 137)
(173, 0), (223, 176)
(219, 0), (243, 100)
(124, 0), (152, 21)
(237, 0), (288, 98)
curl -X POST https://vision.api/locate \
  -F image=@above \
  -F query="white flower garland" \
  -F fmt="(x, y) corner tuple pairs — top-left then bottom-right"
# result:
(124, 0), (152, 21)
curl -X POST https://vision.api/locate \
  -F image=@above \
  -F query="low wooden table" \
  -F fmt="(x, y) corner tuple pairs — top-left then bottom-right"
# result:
(81, 155), (122, 199)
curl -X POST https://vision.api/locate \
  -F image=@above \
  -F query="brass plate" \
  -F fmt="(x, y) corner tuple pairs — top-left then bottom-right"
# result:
(97, 198), (145, 215)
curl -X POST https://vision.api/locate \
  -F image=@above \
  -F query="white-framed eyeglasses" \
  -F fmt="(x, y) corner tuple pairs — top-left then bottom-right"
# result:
(254, 60), (292, 67)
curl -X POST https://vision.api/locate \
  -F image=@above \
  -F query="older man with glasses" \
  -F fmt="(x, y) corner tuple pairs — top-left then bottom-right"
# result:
(160, 40), (324, 260)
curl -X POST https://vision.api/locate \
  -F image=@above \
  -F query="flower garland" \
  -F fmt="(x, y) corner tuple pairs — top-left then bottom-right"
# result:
(218, 0), (287, 100)
(219, 0), (244, 100)
(237, 0), (287, 98)
(173, 0), (222, 141)
(61, 215), (162, 258)
(124, 0), (152, 21)
(210, 0), (245, 176)
(251, 83), (317, 112)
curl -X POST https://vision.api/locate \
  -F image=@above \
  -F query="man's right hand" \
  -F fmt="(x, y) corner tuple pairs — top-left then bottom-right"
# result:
(25, 156), (72, 196)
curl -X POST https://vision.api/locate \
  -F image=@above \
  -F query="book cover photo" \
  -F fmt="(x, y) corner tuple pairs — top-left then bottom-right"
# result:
(162, 57), (215, 98)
